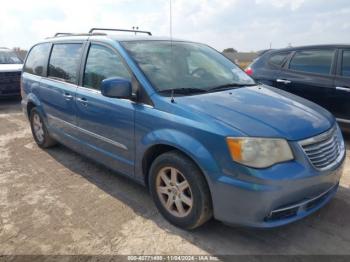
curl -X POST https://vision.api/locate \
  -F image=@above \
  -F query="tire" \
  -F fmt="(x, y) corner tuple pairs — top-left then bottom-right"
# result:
(29, 108), (56, 148)
(149, 150), (212, 229)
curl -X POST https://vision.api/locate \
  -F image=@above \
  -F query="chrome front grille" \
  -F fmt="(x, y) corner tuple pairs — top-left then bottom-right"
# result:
(299, 126), (345, 171)
(0, 71), (21, 92)
(0, 71), (21, 82)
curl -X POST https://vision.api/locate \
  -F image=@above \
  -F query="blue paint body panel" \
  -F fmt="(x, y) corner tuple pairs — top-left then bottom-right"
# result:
(21, 35), (346, 228)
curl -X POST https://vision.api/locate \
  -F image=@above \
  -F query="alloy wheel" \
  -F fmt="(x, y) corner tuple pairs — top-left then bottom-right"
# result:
(156, 167), (193, 217)
(32, 113), (44, 143)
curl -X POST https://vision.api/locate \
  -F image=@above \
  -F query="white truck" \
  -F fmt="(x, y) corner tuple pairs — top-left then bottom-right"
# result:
(0, 48), (23, 97)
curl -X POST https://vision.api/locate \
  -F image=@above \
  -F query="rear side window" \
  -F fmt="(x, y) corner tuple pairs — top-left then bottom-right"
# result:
(23, 43), (51, 76)
(83, 44), (131, 90)
(289, 49), (334, 75)
(48, 43), (83, 84)
(269, 52), (290, 66)
(342, 51), (350, 77)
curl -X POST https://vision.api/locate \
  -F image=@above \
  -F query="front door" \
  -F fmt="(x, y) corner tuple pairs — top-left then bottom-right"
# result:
(276, 49), (336, 113)
(75, 43), (135, 176)
(332, 49), (350, 122)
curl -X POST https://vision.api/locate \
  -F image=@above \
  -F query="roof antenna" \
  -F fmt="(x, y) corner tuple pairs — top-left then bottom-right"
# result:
(171, 89), (175, 103)
(169, 0), (173, 41)
(132, 26), (139, 35)
(169, 0), (175, 103)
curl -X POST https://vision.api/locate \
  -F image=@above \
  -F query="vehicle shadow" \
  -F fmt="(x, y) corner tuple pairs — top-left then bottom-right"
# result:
(44, 141), (350, 255)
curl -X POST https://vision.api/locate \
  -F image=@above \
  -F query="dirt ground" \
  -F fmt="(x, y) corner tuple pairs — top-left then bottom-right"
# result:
(0, 98), (350, 256)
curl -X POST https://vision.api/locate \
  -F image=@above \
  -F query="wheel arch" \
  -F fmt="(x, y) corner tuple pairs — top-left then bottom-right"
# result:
(25, 93), (42, 119)
(26, 101), (37, 119)
(142, 144), (180, 187)
(141, 142), (216, 212)
(139, 130), (220, 190)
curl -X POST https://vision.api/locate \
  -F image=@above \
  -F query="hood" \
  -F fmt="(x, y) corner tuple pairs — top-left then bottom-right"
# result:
(0, 64), (23, 72)
(174, 85), (334, 141)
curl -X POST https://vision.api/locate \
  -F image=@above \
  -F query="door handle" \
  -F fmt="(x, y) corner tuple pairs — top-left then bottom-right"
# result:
(63, 93), (73, 100)
(77, 97), (88, 106)
(336, 86), (350, 93)
(276, 79), (292, 84)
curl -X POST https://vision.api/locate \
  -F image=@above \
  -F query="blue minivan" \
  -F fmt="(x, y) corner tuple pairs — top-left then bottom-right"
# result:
(21, 29), (346, 229)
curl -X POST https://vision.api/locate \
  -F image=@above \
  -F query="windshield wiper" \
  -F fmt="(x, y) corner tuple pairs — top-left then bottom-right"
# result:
(158, 83), (256, 95)
(158, 88), (208, 95)
(207, 83), (256, 93)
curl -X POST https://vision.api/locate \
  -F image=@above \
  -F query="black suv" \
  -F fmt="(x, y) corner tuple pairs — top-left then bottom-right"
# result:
(246, 45), (350, 130)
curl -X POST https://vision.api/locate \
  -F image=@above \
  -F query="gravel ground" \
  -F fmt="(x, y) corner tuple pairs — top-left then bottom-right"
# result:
(0, 99), (349, 256)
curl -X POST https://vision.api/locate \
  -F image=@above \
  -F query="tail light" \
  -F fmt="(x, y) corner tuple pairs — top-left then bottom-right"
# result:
(245, 67), (253, 76)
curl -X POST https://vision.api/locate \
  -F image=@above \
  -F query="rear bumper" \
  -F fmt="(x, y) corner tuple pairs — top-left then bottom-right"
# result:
(208, 157), (345, 228)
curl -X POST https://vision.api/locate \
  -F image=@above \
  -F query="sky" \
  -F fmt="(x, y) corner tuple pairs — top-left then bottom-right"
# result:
(0, 0), (350, 52)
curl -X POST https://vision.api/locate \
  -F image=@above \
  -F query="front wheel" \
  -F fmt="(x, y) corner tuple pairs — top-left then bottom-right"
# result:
(149, 151), (212, 229)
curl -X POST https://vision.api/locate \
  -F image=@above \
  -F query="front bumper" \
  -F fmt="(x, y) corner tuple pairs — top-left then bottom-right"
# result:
(208, 153), (345, 228)
(0, 71), (21, 97)
(0, 88), (21, 97)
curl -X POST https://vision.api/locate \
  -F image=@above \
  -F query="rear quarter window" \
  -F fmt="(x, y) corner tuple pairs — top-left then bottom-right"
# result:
(23, 43), (51, 76)
(268, 52), (291, 66)
(48, 43), (83, 84)
(289, 49), (334, 75)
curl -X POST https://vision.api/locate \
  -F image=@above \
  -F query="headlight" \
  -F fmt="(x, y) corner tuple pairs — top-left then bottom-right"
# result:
(226, 137), (294, 168)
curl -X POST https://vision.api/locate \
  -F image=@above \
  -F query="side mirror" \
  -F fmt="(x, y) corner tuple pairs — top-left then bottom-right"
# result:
(100, 77), (133, 99)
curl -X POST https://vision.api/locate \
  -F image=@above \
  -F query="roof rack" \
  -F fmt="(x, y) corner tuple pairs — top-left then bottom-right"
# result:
(89, 28), (152, 36)
(50, 32), (107, 39)
(54, 33), (73, 37)
(51, 28), (152, 39)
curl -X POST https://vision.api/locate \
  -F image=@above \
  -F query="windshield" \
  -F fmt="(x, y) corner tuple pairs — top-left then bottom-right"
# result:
(0, 51), (22, 64)
(121, 41), (255, 92)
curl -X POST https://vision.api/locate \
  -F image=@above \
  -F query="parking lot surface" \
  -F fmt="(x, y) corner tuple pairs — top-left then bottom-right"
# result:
(0, 99), (350, 255)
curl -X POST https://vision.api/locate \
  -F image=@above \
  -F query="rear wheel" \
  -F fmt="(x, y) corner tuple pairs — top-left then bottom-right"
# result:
(30, 108), (56, 148)
(149, 151), (212, 229)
